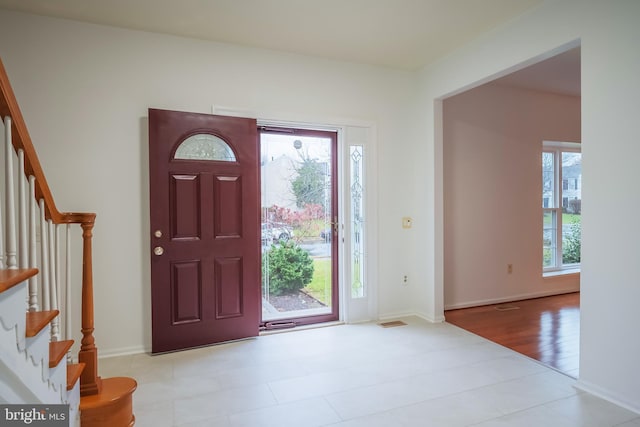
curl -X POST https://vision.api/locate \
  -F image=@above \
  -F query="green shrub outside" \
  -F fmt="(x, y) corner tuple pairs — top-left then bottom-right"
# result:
(563, 222), (581, 264)
(263, 241), (314, 295)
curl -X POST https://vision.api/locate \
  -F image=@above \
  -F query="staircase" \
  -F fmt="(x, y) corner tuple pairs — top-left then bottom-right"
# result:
(1, 269), (83, 425)
(0, 57), (136, 426)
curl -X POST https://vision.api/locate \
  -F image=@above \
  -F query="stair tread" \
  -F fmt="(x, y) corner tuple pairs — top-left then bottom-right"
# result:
(25, 310), (59, 337)
(80, 377), (137, 409)
(0, 268), (38, 293)
(67, 363), (85, 391)
(49, 339), (74, 368)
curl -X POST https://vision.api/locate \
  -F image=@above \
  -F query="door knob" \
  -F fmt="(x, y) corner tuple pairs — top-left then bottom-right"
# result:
(154, 246), (164, 256)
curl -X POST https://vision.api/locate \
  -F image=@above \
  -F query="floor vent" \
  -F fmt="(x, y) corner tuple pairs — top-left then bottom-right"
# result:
(495, 304), (520, 311)
(379, 320), (407, 328)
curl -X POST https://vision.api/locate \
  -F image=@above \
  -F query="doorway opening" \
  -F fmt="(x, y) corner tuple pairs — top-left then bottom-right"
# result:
(259, 127), (339, 329)
(441, 43), (581, 375)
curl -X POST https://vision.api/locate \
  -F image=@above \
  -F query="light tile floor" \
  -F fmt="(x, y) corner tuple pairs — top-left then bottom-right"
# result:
(99, 317), (640, 427)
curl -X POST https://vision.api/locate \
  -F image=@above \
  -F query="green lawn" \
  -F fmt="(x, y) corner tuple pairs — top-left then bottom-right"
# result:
(564, 213), (581, 224)
(303, 258), (331, 305)
(543, 213), (581, 225)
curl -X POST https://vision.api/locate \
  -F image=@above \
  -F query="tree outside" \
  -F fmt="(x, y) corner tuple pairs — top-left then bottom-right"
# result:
(291, 157), (328, 209)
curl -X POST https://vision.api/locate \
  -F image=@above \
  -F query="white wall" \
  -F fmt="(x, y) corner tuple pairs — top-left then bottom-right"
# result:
(0, 10), (418, 355)
(443, 83), (580, 309)
(416, 0), (640, 413)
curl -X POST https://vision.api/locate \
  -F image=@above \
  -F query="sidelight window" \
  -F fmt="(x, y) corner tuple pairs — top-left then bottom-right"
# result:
(350, 145), (365, 298)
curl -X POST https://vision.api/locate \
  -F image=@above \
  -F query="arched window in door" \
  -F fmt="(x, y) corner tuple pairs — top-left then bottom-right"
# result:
(174, 133), (236, 161)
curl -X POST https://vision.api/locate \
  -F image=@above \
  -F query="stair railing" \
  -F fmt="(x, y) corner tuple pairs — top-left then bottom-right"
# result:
(0, 57), (101, 397)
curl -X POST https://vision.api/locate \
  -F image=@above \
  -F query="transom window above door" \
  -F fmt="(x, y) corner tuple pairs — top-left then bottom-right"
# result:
(174, 133), (236, 161)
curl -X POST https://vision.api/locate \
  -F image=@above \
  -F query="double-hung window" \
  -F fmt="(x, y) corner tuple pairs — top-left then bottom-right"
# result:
(542, 141), (581, 272)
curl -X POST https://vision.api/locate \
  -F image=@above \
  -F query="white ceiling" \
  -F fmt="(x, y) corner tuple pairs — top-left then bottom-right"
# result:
(0, 0), (579, 95)
(0, 0), (542, 71)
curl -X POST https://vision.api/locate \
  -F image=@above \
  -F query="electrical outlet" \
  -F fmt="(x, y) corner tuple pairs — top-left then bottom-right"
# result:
(402, 275), (409, 285)
(507, 264), (513, 274)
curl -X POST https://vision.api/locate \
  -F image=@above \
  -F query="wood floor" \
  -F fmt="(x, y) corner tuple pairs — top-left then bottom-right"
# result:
(445, 292), (580, 377)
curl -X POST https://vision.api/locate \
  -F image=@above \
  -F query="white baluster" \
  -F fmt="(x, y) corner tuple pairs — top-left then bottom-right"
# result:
(28, 176), (38, 311)
(18, 150), (28, 269)
(4, 116), (17, 269)
(49, 219), (59, 341)
(65, 224), (72, 345)
(0, 118), (4, 269)
(0, 165), (4, 269)
(39, 199), (50, 311)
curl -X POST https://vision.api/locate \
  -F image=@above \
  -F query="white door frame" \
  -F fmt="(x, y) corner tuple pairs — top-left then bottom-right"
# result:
(211, 106), (379, 323)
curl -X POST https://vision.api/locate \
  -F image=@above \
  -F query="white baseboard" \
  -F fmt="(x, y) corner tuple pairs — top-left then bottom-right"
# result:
(444, 288), (580, 311)
(416, 312), (446, 323)
(99, 345), (148, 359)
(378, 311), (445, 324)
(378, 310), (419, 322)
(575, 379), (640, 415)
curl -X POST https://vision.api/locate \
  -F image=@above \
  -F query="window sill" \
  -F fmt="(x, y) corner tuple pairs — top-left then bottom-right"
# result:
(543, 268), (580, 278)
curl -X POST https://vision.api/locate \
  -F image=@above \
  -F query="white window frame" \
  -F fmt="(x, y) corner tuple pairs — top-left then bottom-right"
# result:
(543, 140), (581, 273)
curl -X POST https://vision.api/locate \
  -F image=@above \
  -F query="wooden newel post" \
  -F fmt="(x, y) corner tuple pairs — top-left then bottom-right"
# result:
(79, 217), (102, 396)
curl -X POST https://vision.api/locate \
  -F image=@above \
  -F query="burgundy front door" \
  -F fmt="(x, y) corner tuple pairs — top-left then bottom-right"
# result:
(149, 109), (260, 353)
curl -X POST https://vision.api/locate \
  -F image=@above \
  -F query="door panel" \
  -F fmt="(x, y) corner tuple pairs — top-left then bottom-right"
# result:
(171, 174), (200, 239)
(215, 257), (243, 318)
(149, 108), (260, 353)
(171, 261), (201, 324)
(215, 176), (242, 237)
